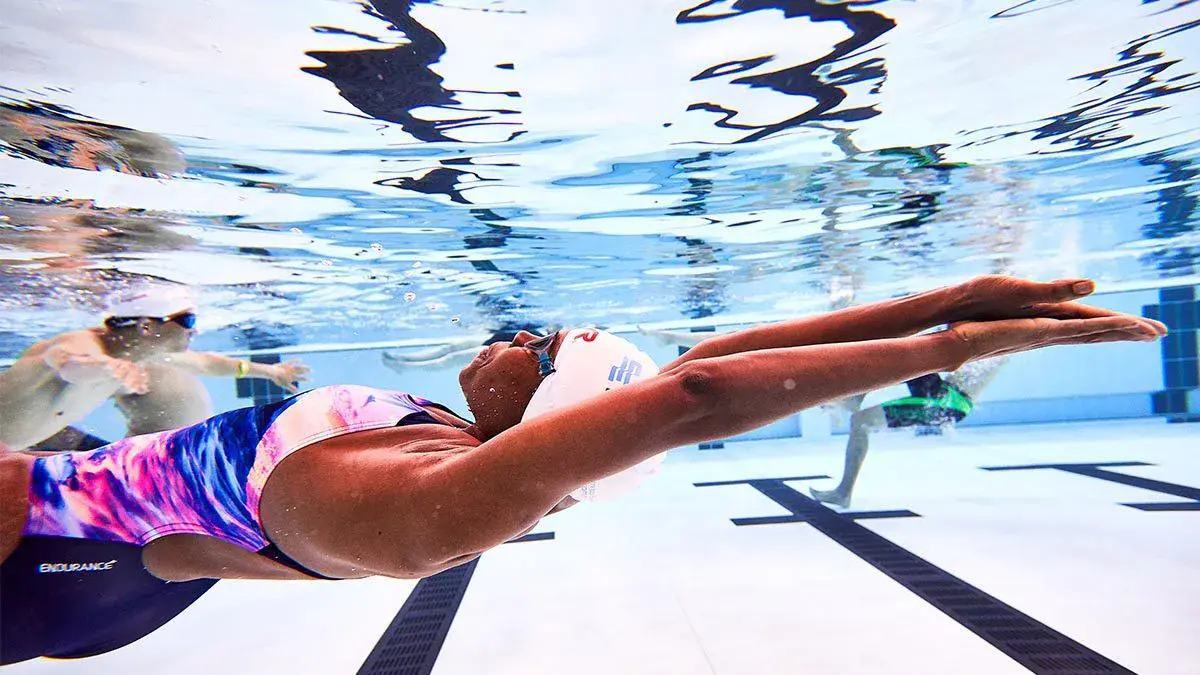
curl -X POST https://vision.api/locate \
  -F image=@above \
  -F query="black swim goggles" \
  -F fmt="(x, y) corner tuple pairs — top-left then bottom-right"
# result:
(104, 310), (197, 331)
(525, 332), (557, 377)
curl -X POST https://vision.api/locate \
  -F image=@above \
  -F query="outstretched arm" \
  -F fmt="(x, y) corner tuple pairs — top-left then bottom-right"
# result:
(327, 308), (1160, 577)
(661, 277), (1154, 373)
(162, 352), (310, 393)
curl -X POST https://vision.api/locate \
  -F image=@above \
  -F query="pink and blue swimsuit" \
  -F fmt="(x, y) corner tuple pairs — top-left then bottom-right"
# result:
(1, 385), (459, 665)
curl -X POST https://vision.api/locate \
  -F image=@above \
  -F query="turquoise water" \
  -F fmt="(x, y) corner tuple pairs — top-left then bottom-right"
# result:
(1, 0), (1197, 355)
(3, 3), (1200, 674)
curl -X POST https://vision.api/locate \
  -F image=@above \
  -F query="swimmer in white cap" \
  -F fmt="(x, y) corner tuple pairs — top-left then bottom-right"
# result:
(0, 276), (1167, 663)
(108, 288), (311, 438)
(0, 285), (309, 451)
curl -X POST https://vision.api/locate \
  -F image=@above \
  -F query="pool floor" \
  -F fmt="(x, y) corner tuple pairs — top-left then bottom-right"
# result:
(9, 419), (1198, 675)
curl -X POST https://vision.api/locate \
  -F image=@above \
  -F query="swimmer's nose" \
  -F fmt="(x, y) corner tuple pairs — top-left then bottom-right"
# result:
(509, 330), (539, 348)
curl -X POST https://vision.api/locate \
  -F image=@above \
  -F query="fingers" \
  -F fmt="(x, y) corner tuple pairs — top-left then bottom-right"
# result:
(979, 275), (1095, 303)
(1023, 301), (1118, 320)
(124, 376), (150, 395)
(962, 276), (1097, 321)
(1020, 301), (1168, 336)
(1050, 278), (1096, 301)
(1041, 316), (1161, 343)
(131, 371), (151, 394)
(111, 361), (150, 394)
(284, 359), (312, 374)
(1013, 277), (1094, 305)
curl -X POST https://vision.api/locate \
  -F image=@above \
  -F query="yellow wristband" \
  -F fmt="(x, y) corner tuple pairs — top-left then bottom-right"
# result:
(235, 360), (251, 378)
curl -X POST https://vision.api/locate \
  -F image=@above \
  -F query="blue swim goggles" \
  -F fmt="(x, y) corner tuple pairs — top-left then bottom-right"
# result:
(525, 332), (557, 378)
(104, 310), (197, 331)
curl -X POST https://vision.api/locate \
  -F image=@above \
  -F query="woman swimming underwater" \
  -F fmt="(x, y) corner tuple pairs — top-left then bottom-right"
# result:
(0, 276), (1166, 664)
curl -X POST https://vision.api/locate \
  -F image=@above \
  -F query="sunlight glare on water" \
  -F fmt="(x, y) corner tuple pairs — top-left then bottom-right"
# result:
(2, 3), (1200, 675)
(0, 0), (1197, 354)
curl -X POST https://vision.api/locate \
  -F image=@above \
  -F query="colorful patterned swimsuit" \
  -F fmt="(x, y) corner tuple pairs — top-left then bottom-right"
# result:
(1, 385), (459, 665)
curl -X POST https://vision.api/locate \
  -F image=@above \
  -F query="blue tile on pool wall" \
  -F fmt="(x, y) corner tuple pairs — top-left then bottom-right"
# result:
(1161, 286), (1196, 302)
(1160, 303), (1182, 329)
(1177, 362), (1199, 389)
(1178, 301), (1197, 330)
(1153, 390), (1187, 414)
(1182, 335), (1198, 360)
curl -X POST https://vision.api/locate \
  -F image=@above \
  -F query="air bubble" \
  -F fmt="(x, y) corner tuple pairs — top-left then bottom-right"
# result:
(403, 292), (417, 302)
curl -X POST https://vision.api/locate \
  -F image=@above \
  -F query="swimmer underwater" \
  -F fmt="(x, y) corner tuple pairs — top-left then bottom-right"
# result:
(0, 276), (1166, 664)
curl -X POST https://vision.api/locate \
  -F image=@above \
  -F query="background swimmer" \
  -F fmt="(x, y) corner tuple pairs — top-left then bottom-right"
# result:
(0, 286), (311, 450)
(809, 357), (1009, 508)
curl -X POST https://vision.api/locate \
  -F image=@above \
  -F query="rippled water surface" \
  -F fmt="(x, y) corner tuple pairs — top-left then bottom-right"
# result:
(2, 0), (1198, 354)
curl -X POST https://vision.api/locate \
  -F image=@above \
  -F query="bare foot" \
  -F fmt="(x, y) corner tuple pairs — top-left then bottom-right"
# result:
(809, 487), (851, 508)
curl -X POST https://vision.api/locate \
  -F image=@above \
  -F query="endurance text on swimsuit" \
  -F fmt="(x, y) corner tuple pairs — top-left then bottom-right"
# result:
(38, 560), (117, 573)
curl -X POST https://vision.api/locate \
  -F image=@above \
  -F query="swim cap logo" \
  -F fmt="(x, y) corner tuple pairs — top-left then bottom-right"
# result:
(608, 357), (642, 385)
(38, 560), (117, 573)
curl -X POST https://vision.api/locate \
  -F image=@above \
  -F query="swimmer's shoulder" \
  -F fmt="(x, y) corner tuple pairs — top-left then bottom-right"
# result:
(19, 328), (105, 360)
(4, 330), (100, 375)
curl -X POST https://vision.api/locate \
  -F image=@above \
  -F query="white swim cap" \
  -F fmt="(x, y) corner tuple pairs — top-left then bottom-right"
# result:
(521, 328), (666, 503)
(107, 286), (195, 318)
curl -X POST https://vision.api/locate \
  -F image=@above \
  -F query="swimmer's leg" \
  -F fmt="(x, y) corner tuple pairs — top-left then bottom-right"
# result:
(810, 404), (886, 508)
(943, 355), (1010, 400)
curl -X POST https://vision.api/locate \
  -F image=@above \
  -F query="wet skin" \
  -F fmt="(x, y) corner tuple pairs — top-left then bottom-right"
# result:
(0, 331), (564, 581)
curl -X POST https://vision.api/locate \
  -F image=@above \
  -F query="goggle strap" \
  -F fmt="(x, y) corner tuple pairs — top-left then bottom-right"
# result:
(538, 353), (555, 377)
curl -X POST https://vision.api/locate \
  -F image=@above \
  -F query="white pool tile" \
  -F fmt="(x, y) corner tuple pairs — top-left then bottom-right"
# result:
(7, 419), (1198, 674)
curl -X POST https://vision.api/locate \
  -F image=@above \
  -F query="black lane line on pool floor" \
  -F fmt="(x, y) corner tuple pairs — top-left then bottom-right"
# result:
(983, 461), (1200, 511)
(696, 476), (1137, 675)
(356, 531), (553, 675)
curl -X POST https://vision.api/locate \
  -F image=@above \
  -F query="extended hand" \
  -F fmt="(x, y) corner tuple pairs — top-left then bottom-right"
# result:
(270, 359), (311, 393)
(107, 358), (150, 395)
(947, 314), (1161, 363)
(50, 350), (150, 394)
(955, 276), (1168, 335)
